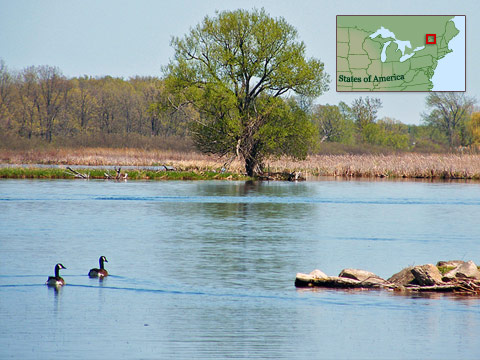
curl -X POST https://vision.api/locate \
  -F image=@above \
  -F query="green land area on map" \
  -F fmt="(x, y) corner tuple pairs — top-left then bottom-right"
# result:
(337, 15), (460, 92)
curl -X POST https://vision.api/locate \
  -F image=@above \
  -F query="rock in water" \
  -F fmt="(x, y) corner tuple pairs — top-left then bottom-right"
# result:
(411, 264), (444, 286)
(436, 260), (465, 268)
(339, 268), (385, 282)
(387, 267), (417, 286)
(295, 269), (329, 287)
(443, 260), (480, 281)
(309, 269), (328, 279)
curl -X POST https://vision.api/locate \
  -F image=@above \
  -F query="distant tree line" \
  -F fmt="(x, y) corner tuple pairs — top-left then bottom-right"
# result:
(0, 58), (478, 154)
(0, 60), (192, 150)
(312, 93), (478, 153)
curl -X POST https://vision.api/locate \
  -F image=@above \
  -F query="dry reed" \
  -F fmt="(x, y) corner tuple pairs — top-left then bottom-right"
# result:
(266, 154), (480, 179)
(1, 148), (480, 179)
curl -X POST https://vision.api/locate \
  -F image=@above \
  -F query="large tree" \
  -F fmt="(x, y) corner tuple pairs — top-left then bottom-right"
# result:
(468, 112), (480, 147)
(312, 104), (353, 143)
(164, 8), (329, 176)
(423, 92), (476, 148)
(0, 60), (14, 129)
(350, 96), (382, 131)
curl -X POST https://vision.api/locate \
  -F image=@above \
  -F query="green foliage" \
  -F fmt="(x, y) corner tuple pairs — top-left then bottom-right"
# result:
(361, 118), (410, 150)
(350, 97), (382, 130)
(312, 99), (411, 151)
(437, 266), (456, 275)
(164, 8), (329, 175)
(467, 112), (480, 146)
(312, 104), (355, 144)
(256, 97), (317, 159)
(423, 92), (476, 147)
(407, 124), (447, 152)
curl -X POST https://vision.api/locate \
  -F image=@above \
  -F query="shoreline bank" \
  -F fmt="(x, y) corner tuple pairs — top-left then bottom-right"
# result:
(1, 148), (480, 180)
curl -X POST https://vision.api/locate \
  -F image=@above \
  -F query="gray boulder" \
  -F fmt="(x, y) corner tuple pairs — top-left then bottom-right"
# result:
(443, 260), (480, 281)
(295, 269), (329, 287)
(387, 266), (417, 286)
(411, 264), (444, 286)
(437, 260), (466, 268)
(309, 269), (329, 279)
(339, 268), (385, 283)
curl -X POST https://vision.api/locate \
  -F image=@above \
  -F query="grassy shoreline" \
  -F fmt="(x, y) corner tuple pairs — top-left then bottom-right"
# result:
(0, 167), (250, 181)
(1, 148), (480, 180)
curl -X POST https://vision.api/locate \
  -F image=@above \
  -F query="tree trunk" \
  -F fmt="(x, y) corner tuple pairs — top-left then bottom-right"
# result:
(245, 156), (257, 177)
(242, 139), (264, 177)
(244, 154), (263, 177)
(448, 124), (454, 148)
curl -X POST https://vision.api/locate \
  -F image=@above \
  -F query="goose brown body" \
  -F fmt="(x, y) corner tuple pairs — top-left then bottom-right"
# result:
(46, 263), (66, 286)
(89, 256), (108, 278)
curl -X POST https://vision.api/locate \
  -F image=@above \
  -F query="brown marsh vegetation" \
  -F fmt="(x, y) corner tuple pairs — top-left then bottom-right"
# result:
(1, 148), (480, 179)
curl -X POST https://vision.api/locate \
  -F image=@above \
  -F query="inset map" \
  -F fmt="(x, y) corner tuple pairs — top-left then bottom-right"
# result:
(337, 15), (466, 92)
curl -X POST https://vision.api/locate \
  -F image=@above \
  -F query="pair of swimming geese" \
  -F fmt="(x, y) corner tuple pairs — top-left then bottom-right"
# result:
(46, 256), (108, 287)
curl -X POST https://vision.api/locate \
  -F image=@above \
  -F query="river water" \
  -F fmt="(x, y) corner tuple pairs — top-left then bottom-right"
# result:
(1, 179), (479, 359)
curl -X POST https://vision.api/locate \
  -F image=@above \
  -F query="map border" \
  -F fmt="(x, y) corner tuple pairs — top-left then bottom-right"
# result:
(336, 15), (467, 93)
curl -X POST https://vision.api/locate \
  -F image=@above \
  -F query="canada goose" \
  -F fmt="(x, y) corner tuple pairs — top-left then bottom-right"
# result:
(46, 263), (67, 286)
(89, 256), (108, 278)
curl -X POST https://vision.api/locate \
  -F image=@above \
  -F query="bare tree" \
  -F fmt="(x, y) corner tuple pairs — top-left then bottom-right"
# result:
(17, 67), (39, 139)
(0, 60), (13, 113)
(0, 60), (15, 132)
(36, 66), (71, 142)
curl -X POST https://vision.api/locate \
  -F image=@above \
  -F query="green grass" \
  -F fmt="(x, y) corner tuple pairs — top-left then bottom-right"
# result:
(437, 266), (456, 275)
(0, 167), (251, 181)
(0, 168), (75, 179)
(437, 265), (480, 274)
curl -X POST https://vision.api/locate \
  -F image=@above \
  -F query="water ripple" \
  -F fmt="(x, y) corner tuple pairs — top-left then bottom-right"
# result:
(1, 195), (479, 206)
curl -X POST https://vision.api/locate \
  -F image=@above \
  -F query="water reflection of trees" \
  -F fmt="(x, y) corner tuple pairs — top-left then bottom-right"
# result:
(147, 181), (318, 289)
(193, 181), (315, 220)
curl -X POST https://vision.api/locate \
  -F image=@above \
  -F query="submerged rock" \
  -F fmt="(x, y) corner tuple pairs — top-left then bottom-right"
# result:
(411, 264), (444, 286)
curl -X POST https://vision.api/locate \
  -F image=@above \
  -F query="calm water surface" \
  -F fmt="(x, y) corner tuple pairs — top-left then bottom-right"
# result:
(1, 179), (480, 359)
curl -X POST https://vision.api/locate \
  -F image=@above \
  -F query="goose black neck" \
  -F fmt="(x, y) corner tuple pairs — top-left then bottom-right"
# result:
(100, 257), (105, 269)
(55, 265), (60, 278)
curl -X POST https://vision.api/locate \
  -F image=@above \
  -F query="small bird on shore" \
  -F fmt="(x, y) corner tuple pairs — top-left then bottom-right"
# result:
(89, 256), (109, 278)
(46, 263), (67, 287)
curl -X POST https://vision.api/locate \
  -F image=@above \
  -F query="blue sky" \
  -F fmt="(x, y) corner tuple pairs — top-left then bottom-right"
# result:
(1, 0), (479, 125)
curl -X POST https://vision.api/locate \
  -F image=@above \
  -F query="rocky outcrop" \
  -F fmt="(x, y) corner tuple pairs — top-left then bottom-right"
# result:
(411, 264), (444, 286)
(309, 269), (328, 279)
(296, 260), (480, 295)
(387, 267), (417, 286)
(295, 275), (389, 289)
(295, 269), (390, 289)
(437, 260), (465, 268)
(294, 269), (328, 287)
(339, 268), (386, 283)
(443, 260), (480, 281)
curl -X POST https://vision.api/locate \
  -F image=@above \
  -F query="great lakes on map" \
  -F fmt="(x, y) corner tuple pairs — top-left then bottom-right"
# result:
(336, 15), (466, 92)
